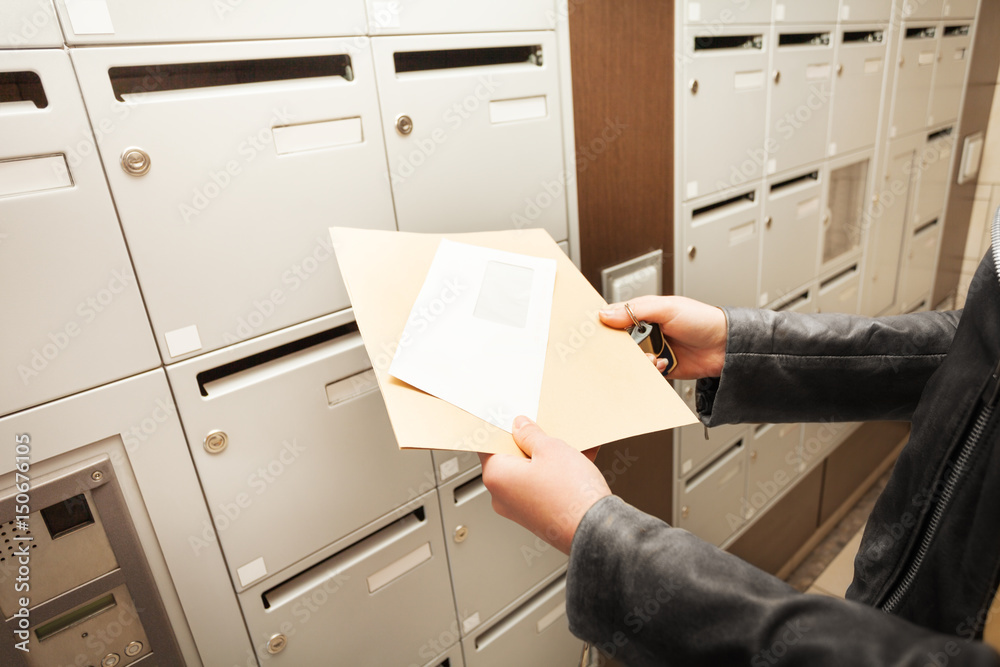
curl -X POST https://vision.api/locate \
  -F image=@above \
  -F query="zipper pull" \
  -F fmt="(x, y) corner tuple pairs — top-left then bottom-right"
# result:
(989, 359), (1000, 406)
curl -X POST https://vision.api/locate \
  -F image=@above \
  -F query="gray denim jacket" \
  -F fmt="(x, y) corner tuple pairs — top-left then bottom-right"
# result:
(565, 215), (1000, 666)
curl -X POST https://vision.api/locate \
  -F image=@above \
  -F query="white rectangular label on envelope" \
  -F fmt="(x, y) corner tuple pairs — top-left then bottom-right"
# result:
(390, 240), (557, 432)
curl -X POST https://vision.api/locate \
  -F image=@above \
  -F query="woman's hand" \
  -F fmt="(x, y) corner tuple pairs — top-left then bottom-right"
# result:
(600, 295), (727, 379)
(479, 417), (611, 555)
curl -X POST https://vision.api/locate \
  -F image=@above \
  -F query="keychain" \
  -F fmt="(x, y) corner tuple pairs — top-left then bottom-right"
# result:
(625, 303), (678, 374)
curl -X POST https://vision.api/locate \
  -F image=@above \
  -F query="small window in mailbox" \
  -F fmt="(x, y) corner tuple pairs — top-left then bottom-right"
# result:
(109, 54), (353, 102)
(0, 71), (48, 108)
(40, 493), (95, 540)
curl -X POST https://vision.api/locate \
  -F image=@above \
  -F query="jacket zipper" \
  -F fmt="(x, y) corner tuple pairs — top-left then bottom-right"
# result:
(881, 208), (1000, 614)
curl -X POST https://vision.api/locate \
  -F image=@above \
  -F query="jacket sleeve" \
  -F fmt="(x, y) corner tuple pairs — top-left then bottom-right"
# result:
(697, 308), (962, 426)
(567, 496), (1000, 667)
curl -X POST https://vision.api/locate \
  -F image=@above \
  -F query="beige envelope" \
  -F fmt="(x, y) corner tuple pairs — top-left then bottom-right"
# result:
(330, 226), (698, 457)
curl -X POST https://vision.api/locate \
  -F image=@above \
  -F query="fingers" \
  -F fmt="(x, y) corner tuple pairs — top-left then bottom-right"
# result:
(599, 295), (676, 329)
(512, 415), (549, 458)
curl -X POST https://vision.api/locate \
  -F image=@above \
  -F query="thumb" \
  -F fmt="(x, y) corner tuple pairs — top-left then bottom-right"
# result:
(512, 416), (549, 458)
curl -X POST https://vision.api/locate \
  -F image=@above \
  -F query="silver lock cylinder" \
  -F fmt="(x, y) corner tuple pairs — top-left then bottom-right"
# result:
(267, 633), (288, 654)
(453, 525), (469, 543)
(204, 430), (228, 454)
(120, 147), (151, 176)
(395, 115), (413, 135)
(124, 641), (143, 657)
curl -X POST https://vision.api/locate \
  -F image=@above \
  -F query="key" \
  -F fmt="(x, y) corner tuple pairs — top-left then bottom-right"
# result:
(625, 304), (678, 374)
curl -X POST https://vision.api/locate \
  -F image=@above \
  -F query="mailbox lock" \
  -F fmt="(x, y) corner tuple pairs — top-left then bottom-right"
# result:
(204, 430), (229, 454)
(684, 386), (694, 400)
(687, 245), (697, 260)
(91, 470), (104, 482)
(764, 216), (772, 230)
(454, 525), (469, 543)
(101, 654), (120, 667)
(267, 634), (288, 655)
(750, 450), (758, 463)
(120, 147), (151, 176)
(395, 115), (414, 135)
(836, 63), (844, 76)
(681, 506), (690, 520)
(689, 79), (699, 94)
(124, 642), (143, 657)
(899, 56), (905, 67)
(772, 70), (781, 84)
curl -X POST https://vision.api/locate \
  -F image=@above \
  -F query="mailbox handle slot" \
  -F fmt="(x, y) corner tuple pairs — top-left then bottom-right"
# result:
(393, 45), (542, 75)
(693, 34), (763, 52)
(691, 190), (756, 222)
(770, 171), (819, 194)
(943, 25), (971, 37)
(914, 218), (939, 236)
(261, 506), (426, 609)
(777, 32), (831, 48)
(685, 439), (744, 492)
(109, 54), (353, 102)
(453, 474), (487, 505)
(928, 126), (954, 142)
(474, 575), (567, 650)
(905, 26), (937, 39)
(0, 71), (48, 109)
(196, 322), (359, 397)
(842, 30), (884, 44)
(775, 290), (811, 313)
(819, 264), (859, 291)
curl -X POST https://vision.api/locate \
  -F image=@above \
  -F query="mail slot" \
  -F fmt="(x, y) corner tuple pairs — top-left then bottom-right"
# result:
(914, 127), (955, 227)
(71, 39), (397, 362)
(768, 29), (834, 174)
(760, 169), (823, 307)
(838, 0), (892, 22)
(746, 424), (802, 519)
(682, 188), (762, 307)
(830, 28), (887, 157)
(683, 0), (771, 25)
(891, 26), (938, 137)
(372, 32), (567, 242)
(817, 264), (861, 314)
(774, 288), (816, 314)
(863, 134), (921, 316)
(823, 152), (871, 269)
(165, 310), (435, 591)
(930, 26), (971, 126)
(682, 27), (768, 200)
(676, 438), (747, 547)
(53, 0), (366, 44)
(439, 468), (567, 636)
(365, 0), (554, 35)
(1, 0), (62, 47)
(0, 49), (159, 416)
(899, 220), (940, 311)
(463, 574), (580, 667)
(675, 379), (749, 480)
(239, 492), (458, 666)
(773, 0), (838, 23)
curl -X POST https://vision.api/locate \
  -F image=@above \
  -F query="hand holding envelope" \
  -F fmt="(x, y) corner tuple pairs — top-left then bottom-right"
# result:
(330, 226), (697, 457)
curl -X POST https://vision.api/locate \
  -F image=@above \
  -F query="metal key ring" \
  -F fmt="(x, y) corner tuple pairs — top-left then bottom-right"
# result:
(624, 302), (641, 328)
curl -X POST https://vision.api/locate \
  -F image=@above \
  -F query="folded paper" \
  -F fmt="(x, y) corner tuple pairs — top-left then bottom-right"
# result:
(330, 227), (698, 456)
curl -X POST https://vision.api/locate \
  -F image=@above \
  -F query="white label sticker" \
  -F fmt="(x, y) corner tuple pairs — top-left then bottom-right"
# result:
(689, 2), (701, 21)
(734, 70), (765, 90)
(439, 457), (460, 480)
(64, 0), (114, 35)
(918, 51), (935, 66)
(841, 5), (850, 20)
(682, 459), (693, 475)
(864, 58), (882, 74)
(767, 159), (777, 174)
(686, 181), (699, 199)
(462, 612), (481, 634)
(489, 96), (548, 124)
(237, 557), (267, 588)
(759, 292), (769, 307)
(775, 4), (786, 20)
(367, 543), (432, 593)
(955, 48), (967, 61)
(164, 325), (202, 358)
(806, 63), (832, 80)
(829, 142), (838, 156)
(797, 196), (820, 219)
(0, 155), (72, 198)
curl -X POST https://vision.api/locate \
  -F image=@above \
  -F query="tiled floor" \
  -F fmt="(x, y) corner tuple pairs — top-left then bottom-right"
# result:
(785, 466), (894, 596)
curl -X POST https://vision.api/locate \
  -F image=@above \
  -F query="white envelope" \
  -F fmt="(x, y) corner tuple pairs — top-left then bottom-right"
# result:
(389, 240), (557, 432)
